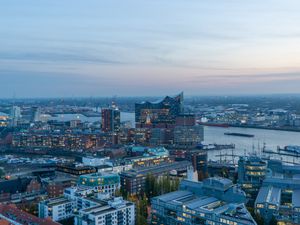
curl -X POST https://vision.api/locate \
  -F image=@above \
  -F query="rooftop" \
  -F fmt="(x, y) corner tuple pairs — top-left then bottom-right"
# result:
(121, 161), (191, 177)
(255, 186), (281, 206)
(79, 172), (119, 179)
(153, 184), (255, 225)
(0, 204), (59, 225)
(43, 197), (72, 207)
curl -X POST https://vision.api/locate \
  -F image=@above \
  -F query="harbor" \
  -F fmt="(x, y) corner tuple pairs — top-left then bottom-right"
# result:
(204, 126), (300, 164)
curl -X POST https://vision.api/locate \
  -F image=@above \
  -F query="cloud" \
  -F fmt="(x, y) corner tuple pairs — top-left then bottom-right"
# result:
(0, 49), (122, 65)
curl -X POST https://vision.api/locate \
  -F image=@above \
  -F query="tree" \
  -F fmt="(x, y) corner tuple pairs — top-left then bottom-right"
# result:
(0, 168), (5, 178)
(269, 216), (278, 225)
(247, 207), (264, 225)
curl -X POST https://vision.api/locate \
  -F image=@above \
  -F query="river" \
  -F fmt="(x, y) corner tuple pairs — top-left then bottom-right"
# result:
(204, 126), (300, 164)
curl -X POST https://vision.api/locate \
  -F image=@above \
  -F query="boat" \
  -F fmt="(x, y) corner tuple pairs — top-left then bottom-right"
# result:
(224, 132), (254, 138)
(279, 145), (300, 154)
(197, 143), (235, 150)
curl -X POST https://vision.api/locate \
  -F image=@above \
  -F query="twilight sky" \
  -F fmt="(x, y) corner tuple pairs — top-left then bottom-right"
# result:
(1, 0), (300, 97)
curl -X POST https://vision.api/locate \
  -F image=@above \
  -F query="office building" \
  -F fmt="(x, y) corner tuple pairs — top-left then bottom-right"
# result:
(254, 161), (300, 224)
(238, 156), (267, 202)
(173, 125), (204, 148)
(101, 107), (120, 133)
(120, 161), (191, 195)
(77, 172), (120, 196)
(56, 163), (97, 176)
(151, 178), (257, 225)
(125, 146), (171, 167)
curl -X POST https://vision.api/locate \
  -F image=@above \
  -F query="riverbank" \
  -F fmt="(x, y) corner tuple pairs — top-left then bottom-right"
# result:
(200, 123), (300, 133)
(228, 124), (300, 133)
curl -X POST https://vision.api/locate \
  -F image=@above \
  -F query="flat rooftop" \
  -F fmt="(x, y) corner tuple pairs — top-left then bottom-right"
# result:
(44, 197), (72, 207)
(121, 161), (191, 177)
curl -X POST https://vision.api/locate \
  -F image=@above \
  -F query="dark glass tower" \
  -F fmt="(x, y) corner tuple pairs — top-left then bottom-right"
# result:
(101, 107), (120, 133)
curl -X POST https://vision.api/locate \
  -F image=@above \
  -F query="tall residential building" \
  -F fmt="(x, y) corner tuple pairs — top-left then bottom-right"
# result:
(151, 178), (257, 225)
(238, 156), (267, 203)
(135, 92), (183, 128)
(187, 150), (208, 181)
(10, 106), (21, 127)
(101, 107), (120, 133)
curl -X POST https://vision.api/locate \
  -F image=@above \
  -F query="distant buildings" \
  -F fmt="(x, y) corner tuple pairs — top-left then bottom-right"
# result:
(12, 132), (114, 150)
(10, 106), (21, 127)
(0, 112), (9, 127)
(151, 178), (257, 225)
(82, 156), (110, 167)
(31, 106), (41, 122)
(101, 107), (120, 133)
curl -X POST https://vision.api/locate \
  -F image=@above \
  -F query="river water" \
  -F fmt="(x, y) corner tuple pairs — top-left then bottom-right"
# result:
(204, 126), (300, 164)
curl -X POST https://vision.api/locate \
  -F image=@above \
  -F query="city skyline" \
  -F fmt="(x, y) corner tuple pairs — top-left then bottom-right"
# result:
(1, 0), (300, 97)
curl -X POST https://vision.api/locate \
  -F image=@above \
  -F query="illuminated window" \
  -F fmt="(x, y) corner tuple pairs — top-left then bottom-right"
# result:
(256, 204), (264, 209)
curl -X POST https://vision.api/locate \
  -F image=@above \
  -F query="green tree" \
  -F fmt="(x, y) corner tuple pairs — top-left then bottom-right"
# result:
(247, 207), (264, 225)
(269, 216), (278, 225)
(0, 168), (5, 178)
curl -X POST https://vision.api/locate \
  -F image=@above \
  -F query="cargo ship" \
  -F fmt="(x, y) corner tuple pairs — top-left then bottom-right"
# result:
(224, 132), (254, 138)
